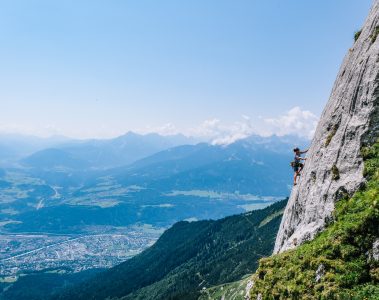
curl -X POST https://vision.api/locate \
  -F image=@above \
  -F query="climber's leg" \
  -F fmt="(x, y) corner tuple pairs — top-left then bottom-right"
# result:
(293, 168), (299, 185)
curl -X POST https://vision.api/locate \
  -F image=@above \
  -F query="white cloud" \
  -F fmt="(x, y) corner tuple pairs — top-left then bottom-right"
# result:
(187, 107), (318, 145)
(262, 106), (318, 139)
(189, 117), (255, 145)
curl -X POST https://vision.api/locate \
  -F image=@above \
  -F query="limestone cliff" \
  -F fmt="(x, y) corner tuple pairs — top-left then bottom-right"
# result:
(274, 0), (379, 253)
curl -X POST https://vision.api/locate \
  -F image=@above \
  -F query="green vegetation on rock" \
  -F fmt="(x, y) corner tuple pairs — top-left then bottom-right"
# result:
(354, 30), (362, 42)
(371, 26), (379, 44)
(331, 164), (340, 181)
(325, 125), (338, 147)
(248, 141), (379, 299)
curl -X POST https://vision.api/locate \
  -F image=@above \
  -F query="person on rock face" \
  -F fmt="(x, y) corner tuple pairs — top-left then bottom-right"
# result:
(292, 147), (308, 186)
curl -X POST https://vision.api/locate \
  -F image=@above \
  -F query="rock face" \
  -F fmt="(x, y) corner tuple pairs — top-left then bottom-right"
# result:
(371, 238), (379, 261)
(274, 0), (379, 253)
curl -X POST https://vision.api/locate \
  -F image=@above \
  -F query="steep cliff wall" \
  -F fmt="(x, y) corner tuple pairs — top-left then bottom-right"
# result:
(274, 0), (379, 253)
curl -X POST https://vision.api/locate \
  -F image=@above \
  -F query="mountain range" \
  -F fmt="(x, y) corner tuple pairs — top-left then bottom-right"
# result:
(19, 132), (197, 170)
(1, 133), (306, 234)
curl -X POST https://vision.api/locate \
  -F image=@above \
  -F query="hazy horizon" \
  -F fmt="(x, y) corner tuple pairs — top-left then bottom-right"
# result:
(0, 120), (313, 145)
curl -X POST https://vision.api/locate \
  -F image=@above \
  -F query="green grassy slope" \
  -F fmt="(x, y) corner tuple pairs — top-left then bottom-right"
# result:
(56, 200), (287, 300)
(198, 275), (251, 300)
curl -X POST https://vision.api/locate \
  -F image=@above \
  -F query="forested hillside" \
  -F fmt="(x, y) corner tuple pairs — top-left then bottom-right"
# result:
(56, 200), (287, 300)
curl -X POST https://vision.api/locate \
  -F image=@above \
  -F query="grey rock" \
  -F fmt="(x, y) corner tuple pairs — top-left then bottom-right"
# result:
(274, 0), (379, 253)
(372, 238), (379, 261)
(244, 280), (254, 300)
(256, 293), (262, 300)
(315, 264), (325, 283)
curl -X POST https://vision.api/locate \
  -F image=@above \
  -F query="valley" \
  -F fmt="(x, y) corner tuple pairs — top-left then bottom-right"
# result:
(0, 133), (300, 299)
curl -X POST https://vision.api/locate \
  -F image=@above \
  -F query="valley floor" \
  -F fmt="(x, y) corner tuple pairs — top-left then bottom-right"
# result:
(0, 225), (163, 278)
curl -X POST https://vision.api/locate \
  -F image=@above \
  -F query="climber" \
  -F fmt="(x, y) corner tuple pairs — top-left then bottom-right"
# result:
(292, 147), (308, 186)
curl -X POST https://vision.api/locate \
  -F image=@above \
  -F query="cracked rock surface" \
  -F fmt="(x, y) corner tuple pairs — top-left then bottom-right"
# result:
(274, 0), (379, 253)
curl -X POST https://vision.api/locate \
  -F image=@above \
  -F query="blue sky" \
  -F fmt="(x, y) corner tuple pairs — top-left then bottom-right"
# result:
(0, 0), (373, 140)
